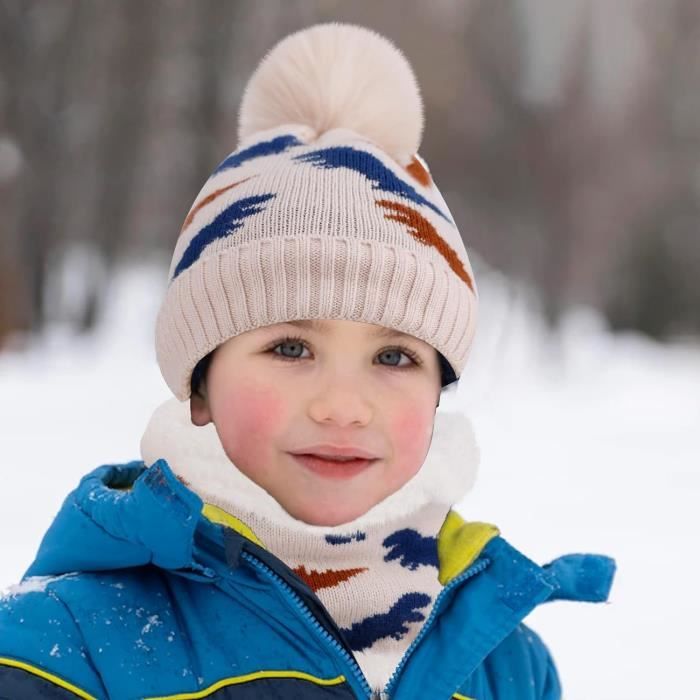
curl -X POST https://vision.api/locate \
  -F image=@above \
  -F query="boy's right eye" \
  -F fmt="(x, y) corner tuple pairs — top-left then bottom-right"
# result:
(269, 336), (309, 360)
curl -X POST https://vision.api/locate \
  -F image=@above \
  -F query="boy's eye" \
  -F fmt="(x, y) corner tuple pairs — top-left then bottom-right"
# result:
(376, 348), (414, 367)
(267, 336), (420, 368)
(272, 338), (309, 360)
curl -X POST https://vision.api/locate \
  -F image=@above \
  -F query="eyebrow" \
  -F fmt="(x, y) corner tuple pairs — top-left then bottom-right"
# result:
(282, 319), (409, 339)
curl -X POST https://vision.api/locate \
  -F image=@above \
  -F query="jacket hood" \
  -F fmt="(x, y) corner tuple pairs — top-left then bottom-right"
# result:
(24, 459), (206, 578)
(23, 403), (615, 608)
(24, 456), (505, 595)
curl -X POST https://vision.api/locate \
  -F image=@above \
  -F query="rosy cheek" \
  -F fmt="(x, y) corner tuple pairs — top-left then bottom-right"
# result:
(216, 381), (286, 443)
(390, 408), (432, 460)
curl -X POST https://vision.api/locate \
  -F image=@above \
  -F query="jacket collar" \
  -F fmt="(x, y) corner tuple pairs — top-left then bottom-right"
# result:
(26, 456), (614, 604)
(26, 455), (497, 587)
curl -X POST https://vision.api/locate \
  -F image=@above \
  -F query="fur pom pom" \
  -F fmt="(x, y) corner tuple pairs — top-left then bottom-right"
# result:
(237, 22), (424, 166)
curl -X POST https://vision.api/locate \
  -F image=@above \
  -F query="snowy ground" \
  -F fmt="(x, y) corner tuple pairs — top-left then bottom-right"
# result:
(1, 262), (698, 699)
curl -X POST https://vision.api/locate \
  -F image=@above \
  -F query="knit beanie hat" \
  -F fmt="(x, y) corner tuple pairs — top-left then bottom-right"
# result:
(155, 22), (479, 400)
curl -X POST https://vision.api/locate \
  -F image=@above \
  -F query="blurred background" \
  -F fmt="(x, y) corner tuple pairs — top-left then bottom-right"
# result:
(0, 2), (698, 699)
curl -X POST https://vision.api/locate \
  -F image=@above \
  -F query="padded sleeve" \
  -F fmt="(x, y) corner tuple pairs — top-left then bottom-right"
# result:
(0, 582), (107, 699)
(520, 624), (562, 700)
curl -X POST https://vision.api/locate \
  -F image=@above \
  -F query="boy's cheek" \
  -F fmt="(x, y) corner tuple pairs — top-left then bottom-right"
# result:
(390, 407), (434, 458)
(215, 380), (287, 441)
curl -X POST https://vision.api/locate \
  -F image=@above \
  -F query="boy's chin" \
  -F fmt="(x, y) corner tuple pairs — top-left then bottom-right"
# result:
(284, 500), (374, 527)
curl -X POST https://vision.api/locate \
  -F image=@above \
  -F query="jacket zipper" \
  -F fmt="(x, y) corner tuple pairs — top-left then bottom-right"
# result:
(382, 556), (491, 698)
(240, 550), (375, 699)
(240, 549), (490, 700)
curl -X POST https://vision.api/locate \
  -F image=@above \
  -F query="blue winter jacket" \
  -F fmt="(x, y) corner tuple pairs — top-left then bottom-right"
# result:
(0, 459), (615, 699)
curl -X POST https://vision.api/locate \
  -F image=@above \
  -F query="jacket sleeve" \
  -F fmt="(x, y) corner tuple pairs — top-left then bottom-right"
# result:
(480, 623), (562, 700)
(0, 581), (106, 699)
(519, 624), (562, 700)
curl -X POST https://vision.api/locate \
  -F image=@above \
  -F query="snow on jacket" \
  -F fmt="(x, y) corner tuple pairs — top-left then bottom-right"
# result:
(0, 458), (615, 699)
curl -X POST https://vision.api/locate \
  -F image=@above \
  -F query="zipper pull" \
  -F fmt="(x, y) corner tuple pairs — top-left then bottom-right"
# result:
(372, 692), (389, 700)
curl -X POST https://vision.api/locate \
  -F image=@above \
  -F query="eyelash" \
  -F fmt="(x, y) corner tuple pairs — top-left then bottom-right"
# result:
(264, 334), (423, 369)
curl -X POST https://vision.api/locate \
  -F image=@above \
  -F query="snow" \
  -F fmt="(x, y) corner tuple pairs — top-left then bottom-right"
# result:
(141, 614), (162, 635)
(1, 262), (698, 699)
(3, 573), (77, 598)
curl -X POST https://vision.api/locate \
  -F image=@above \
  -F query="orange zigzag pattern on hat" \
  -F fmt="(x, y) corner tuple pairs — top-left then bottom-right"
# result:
(405, 155), (432, 187)
(376, 199), (474, 292)
(179, 176), (257, 235)
(293, 565), (368, 592)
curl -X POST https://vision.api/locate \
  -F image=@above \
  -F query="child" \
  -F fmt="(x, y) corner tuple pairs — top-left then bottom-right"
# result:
(0, 22), (615, 699)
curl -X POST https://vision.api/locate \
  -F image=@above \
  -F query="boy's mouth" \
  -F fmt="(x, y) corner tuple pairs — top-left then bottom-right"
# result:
(290, 453), (378, 479)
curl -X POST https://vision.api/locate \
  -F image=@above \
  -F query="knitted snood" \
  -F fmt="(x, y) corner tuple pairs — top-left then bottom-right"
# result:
(140, 398), (479, 692)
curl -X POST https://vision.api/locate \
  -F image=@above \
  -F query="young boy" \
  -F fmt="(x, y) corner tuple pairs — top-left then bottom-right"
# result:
(0, 22), (615, 699)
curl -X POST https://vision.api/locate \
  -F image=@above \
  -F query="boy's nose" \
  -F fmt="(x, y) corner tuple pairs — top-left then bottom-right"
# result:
(306, 383), (374, 427)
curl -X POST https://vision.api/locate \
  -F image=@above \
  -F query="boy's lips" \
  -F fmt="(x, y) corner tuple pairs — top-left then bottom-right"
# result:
(289, 444), (379, 460)
(289, 453), (378, 480)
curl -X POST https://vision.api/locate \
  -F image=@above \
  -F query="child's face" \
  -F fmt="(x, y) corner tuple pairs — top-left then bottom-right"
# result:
(190, 319), (443, 526)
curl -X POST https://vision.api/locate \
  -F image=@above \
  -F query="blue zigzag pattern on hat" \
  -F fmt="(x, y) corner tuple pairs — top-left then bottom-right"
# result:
(293, 146), (453, 224)
(383, 529), (439, 570)
(341, 592), (432, 651)
(213, 134), (303, 174)
(173, 194), (275, 278)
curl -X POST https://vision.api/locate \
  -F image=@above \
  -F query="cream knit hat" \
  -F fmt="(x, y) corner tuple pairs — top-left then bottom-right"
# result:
(155, 22), (478, 400)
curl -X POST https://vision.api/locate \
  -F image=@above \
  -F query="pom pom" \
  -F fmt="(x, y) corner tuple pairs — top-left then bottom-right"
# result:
(237, 22), (424, 166)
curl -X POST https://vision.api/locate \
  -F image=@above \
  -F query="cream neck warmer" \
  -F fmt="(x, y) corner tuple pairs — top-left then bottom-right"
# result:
(140, 398), (479, 693)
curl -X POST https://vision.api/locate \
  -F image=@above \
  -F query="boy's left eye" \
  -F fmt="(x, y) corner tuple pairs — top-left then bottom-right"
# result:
(265, 336), (420, 368)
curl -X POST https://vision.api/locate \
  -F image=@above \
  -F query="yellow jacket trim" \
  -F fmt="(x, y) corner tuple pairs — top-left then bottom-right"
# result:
(201, 503), (265, 547)
(437, 511), (500, 585)
(147, 670), (347, 699)
(453, 693), (476, 700)
(0, 656), (97, 699)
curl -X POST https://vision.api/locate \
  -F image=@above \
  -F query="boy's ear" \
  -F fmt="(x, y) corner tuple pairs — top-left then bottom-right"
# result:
(190, 392), (212, 427)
